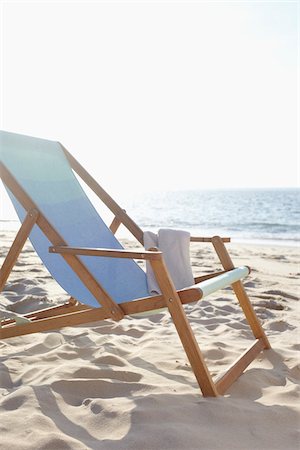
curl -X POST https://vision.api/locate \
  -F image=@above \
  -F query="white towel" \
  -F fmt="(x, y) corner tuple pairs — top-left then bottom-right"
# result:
(144, 229), (195, 295)
(144, 231), (160, 294)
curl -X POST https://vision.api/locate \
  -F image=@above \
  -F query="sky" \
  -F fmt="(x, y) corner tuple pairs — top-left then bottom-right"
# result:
(0, 0), (299, 220)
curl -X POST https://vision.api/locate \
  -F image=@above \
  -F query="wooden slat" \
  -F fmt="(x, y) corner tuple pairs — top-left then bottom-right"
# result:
(0, 163), (124, 321)
(191, 236), (230, 243)
(0, 209), (39, 291)
(215, 338), (265, 395)
(123, 288), (202, 314)
(193, 270), (227, 284)
(109, 216), (122, 234)
(1, 301), (90, 326)
(0, 307), (110, 339)
(0, 287), (202, 338)
(49, 245), (162, 260)
(212, 236), (270, 349)
(1, 286), (201, 327)
(68, 297), (77, 306)
(61, 145), (144, 244)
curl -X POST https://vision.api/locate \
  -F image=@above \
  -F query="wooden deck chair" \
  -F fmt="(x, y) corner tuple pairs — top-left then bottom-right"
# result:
(0, 130), (270, 397)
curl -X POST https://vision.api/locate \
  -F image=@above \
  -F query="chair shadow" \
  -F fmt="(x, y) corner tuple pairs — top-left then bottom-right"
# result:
(0, 361), (14, 390)
(32, 385), (105, 450)
(31, 362), (299, 450)
(226, 350), (294, 399)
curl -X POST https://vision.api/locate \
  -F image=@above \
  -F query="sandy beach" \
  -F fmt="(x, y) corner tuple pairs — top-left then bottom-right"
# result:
(0, 231), (299, 450)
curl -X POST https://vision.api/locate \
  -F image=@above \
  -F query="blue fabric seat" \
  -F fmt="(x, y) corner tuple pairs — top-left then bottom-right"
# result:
(0, 131), (149, 307)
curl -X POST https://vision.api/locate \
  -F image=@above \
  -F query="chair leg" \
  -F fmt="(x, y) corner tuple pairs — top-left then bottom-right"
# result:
(0, 209), (39, 291)
(150, 255), (219, 397)
(212, 236), (271, 349)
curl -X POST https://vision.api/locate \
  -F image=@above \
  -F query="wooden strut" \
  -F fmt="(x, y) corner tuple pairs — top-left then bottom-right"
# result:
(0, 209), (39, 291)
(0, 287), (204, 336)
(215, 338), (265, 395)
(0, 286), (203, 328)
(0, 298), (89, 326)
(109, 216), (122, 234)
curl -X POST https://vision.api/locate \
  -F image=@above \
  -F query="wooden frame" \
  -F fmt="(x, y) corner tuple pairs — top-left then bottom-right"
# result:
(0, 145), (271, 397)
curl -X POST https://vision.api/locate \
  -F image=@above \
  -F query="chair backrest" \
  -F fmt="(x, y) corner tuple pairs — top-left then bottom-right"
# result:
(0, 131), (149, 307)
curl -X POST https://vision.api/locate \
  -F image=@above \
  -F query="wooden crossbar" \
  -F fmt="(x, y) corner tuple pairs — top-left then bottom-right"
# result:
(109, 209), (127, 234)
(0, 307), (109, 338)
(49, 245), (163, 260)
(193, 270), (227, 284)
(109, 216), (122, 234)
(0, 285), (201, 326)
(0, 300), (89, 326)
(190, 236), (230, 243)
(0, 287), (202, 337)
(215, 338), (265, 394)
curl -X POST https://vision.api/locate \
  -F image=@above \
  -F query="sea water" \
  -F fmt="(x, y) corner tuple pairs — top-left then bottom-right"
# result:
(123, 188), (299, 246)
(1, 188), (299, 246)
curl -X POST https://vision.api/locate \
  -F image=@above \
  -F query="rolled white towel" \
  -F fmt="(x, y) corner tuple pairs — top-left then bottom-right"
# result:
(144, 229), (195, 295)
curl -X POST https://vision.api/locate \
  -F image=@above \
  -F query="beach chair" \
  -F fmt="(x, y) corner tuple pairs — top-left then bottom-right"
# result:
(0, 130), (270, 397)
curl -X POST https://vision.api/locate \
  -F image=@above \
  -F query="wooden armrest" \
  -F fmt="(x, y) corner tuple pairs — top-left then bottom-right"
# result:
(49, 246), (162, 261)
(190, 236), (231, 243)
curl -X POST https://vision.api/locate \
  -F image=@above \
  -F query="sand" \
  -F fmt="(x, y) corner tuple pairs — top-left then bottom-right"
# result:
(0, 231), (299, 450)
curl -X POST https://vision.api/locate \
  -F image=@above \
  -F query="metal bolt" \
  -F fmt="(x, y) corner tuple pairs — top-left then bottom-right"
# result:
(169, 298), (173, 303)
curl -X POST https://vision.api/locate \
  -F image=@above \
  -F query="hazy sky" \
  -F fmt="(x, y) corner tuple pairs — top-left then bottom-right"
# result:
(0, 0), (299, 219)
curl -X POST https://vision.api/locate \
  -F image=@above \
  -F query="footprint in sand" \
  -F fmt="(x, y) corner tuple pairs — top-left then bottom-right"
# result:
(268, 320), (296, 332)
(1, 394), (27, 410)
(73, 367), (142, 383)
(253, 299), (285, 311)
(6, 295), (50, 313)
(93, 354), (127, 367)
(51, 379), (145, 405)
(205, 348), (225, 361)
(264, 290), (298, 300)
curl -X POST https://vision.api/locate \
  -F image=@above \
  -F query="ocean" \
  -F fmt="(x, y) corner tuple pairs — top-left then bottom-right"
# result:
(1, 188), (299, 246)
(123, 188), (299, 246)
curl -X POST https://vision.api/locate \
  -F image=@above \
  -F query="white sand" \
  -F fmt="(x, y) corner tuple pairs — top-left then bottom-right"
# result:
(0, 231), (299, 450)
